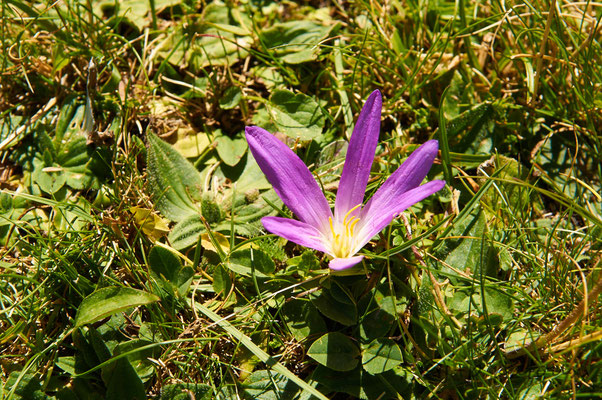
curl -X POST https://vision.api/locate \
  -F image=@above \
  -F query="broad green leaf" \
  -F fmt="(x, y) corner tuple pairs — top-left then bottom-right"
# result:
(216, 134), (247, 166)
(168, 214), (233, 251)
(253, 89), (325, 141)
(103, 355), (146, 400)
(361, 338), (403, 375)
(54, 96), (78, 144)
(113, 339), (161, 382)
(160, 383), (213, 400)
(149, 245), (182, 282)
(281, 299), (327, 341)
(4, 372), (45, 400)
(517, 381), (544, 400)
(172, 129), (211, 158)
(311, 365), (362, 398)
(230, 157), (272, 193)
(243, 370), (299, 400)
(504, 329), (541, 354)
(188, 4), (250, 70)
(227, 248), (275, 277)
(447, 102), (495, 154)
(448, 287), (514, 321)
(212, 264), (232, 298)
(307, 332), (360, 372)
(250, 66), (285, 89)
(479, 155), (531, 213)
(32, 168), (66, 194)
(75, 287), (160, 328)
(168, 214), (205, 250)
(58, 136), (112, 190)
(94, 0), (181, 30)
(148, 246), (194, 297)
(312, 365), (412, 399)
(219, 86), (242, 110)
(433, 209), (498, 280)
(261, 21), (337, 64)
(147, 132), (202, 220)
(358, 288), (396, 341)
(311, 289), (357, 326)
(56, 356), (76, 375)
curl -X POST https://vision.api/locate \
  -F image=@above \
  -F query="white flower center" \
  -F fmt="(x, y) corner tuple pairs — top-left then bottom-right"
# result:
(327, 204), (362, 258)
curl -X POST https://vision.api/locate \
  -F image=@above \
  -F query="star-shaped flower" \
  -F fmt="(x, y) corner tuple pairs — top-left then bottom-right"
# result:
(245, 90), (445, 270)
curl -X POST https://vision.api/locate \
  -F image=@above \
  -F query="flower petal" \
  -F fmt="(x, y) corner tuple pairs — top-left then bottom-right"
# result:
(329, 255), (364, 271)
(246, 126), (332, 232)
(334, 90), (382, 220)
(360, 140), (440, 222)
(262, 216), (329, 254)
(354, 180), (445, 250)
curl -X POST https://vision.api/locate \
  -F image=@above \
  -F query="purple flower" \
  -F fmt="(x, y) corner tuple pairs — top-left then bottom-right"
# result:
(245, 90), (445, 271)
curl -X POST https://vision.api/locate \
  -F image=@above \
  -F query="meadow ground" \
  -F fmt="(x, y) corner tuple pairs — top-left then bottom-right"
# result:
(1, 0), (602, 398)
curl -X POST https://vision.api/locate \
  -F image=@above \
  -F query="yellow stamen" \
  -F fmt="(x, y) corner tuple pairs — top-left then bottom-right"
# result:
(348, 217), (360, 236)
(328, 205), (363, 258)
(329, 217), (337, 237)
(343, 204), (362, 225)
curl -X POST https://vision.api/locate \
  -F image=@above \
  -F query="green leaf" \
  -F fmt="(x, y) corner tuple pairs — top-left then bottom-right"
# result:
(480, 155), (531, 213)
(212, 264), (232, 298)
(243, 370), (299, 400)
(447, 102), (495, 154)
(56, 356), (76, 375)
(434, 209), (498, 280)
(102, 356), (146, 400)
(517, 381), (544, 400)
(188, 4), (250, 70)
(148, 246), (193, 297)
(311, 365), (362, 398)
(229, 156), (273, 193)
(311, 365), (412, 400)
(113, 339), (161, 382)
(168, 214), (205, 250)
(281, 299), (327, 341)
(147, 132), (202, 220)
(361, 338), (403, 375)
(227, 248), (275, 277)
(5, 372), (45, 400)
(215, 134), (248, 166)
(160, 383), (213, 400)
(308, 332), (359, 372)
(448, 287), (514, 322)
(358, 295), (396, 341)
(172, 129), (211, 158)
(219, 86), (242, 110)
(253, 89), (325, 141)
(260, 21), (337, 64)
(149, 245), (181, 282)
(311, 289), (357, 326)
(75, 287), (160, 328)
(32, 168), (66, 194)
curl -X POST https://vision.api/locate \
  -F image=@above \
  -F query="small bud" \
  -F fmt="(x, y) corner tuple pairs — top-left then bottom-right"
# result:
(201, 193), (222, 224)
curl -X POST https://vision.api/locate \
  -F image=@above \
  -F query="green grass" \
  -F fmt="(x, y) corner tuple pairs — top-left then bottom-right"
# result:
(1, 0), (602, 399)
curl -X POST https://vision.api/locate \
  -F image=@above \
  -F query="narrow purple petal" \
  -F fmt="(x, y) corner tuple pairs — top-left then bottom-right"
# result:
(246, 126), (332, 232)
(334, 90), (382, 220)
(360, 140), (440, 222)
(355, 180), (445, 248)
(329, 256), (364, 271)
(262, 216), (329, 254)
